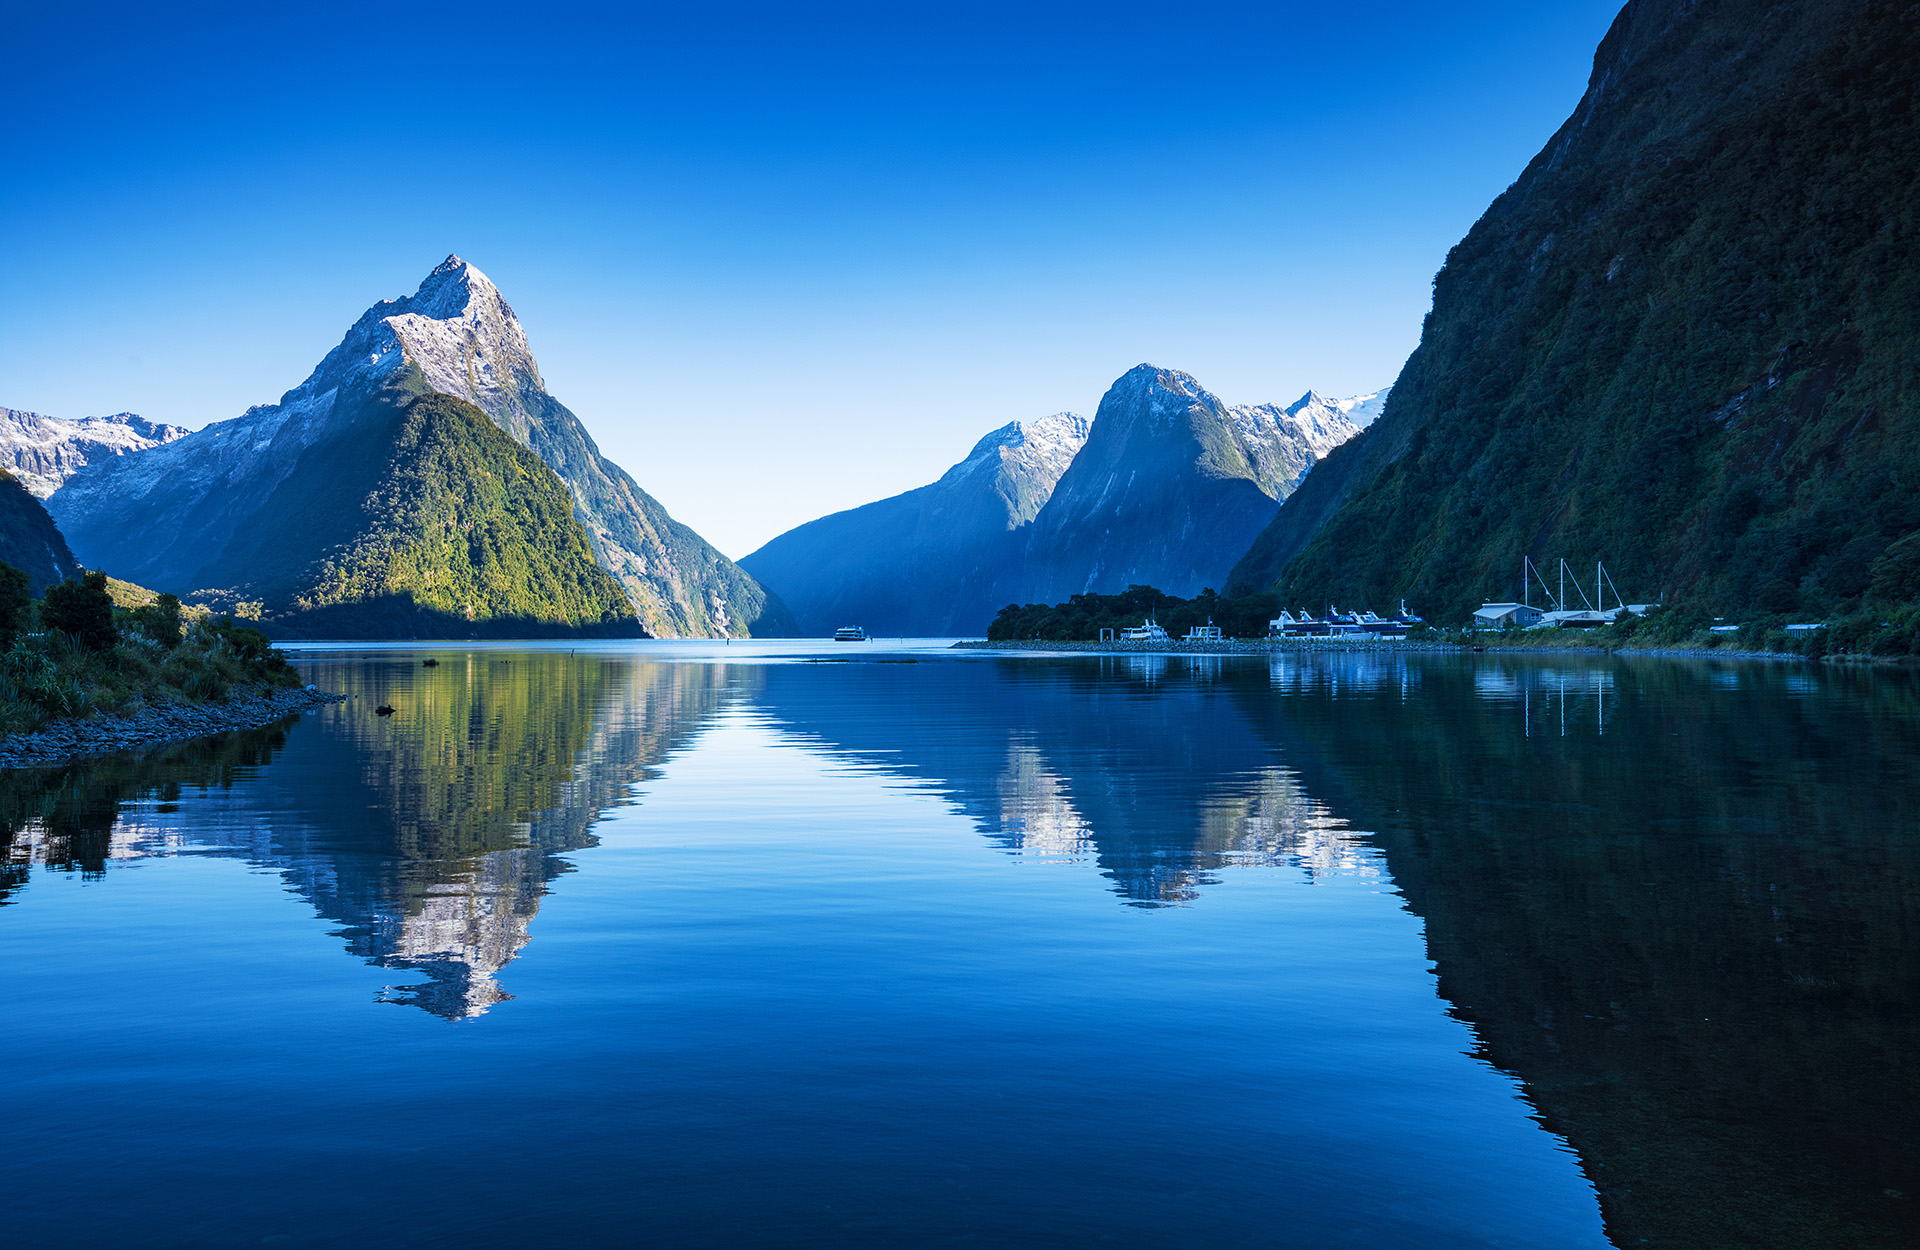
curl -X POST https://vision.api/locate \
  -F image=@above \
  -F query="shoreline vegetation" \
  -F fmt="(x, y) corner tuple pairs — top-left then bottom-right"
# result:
(0, 563), (344, 767)
(977, 584), (1920, 662)
(955, 637), (1839, 663)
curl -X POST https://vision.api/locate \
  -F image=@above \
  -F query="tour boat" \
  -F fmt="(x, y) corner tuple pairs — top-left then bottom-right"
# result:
(833, 626), (866, 642)
(1119, 618), (1171, 642)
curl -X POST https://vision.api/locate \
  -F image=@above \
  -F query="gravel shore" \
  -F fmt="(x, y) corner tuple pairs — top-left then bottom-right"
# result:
(0, 685), (349, 770)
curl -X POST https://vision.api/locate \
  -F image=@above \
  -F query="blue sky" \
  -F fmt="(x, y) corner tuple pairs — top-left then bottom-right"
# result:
(1, 1), (1622, 557)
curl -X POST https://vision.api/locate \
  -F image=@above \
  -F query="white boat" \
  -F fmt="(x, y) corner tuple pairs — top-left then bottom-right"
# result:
(1119, 618), (1170, 642)
(833, 626), (866, 642)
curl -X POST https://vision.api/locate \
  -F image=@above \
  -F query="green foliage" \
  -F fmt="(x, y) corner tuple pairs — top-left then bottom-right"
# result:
(988, 584), (1280, 641)
(0, 561), (30, 645)
(196, 378), (644, 639)
(202, 614), (275, 662)
(126, 592), (183, 648)
(1230, 2), (1920, 631)
(1428, 601), (1920, 660)
(40, 570), (118, 650)
(1868, 532), (1920, 603)
(0, 606), (303, 736)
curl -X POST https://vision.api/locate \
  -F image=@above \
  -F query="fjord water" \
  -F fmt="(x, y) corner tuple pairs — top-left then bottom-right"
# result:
(3, 648), (1916, 1249)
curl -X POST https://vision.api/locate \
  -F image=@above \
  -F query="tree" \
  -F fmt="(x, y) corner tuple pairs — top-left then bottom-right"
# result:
(0, 561), (29, 645)
(41, 570), (117, 650)
(128, 593), (183, 648)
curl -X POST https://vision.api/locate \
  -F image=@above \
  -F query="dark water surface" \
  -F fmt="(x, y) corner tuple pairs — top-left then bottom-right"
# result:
(2, 643), (1915, 1248)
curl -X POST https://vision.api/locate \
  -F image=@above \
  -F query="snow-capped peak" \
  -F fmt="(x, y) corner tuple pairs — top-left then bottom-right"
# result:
(0, 406), (190, 497)
(277, 254), (543, 432)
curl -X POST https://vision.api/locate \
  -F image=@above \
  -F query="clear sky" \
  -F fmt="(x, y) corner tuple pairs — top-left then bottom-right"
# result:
(1, 1), (1623, 558)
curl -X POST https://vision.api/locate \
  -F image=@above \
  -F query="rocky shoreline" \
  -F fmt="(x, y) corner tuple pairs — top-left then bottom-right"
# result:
(0, 685), (349, 769)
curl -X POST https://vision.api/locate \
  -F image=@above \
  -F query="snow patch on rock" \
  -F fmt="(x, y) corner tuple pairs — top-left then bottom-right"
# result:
(0, 408), (189, 497)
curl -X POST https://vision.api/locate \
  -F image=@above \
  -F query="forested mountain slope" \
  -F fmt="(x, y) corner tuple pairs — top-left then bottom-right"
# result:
(193, 369), (639, 639)
(1229, 0), (1920, 622)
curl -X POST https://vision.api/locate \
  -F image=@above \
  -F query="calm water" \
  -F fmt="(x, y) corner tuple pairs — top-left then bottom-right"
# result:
(2, 643), (1916, 1249)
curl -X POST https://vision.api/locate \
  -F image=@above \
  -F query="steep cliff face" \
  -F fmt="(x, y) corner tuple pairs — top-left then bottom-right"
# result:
(50, 257), (794, 637)
(1021, 365), (1358, 602)
(739, 412), (1090, 635)
(0, 469), (82, 594)
(1230, 0), (1920, 621)
(0, 409), (188, 498)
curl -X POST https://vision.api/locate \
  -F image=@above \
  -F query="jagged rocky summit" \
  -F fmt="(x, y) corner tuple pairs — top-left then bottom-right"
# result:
(741, 411), (1092, 635)
(1229, 0), (1920, 623)
(0, 409), (189, 499)
(51, 257), (795, 638)
(744, 364), (1370, 635)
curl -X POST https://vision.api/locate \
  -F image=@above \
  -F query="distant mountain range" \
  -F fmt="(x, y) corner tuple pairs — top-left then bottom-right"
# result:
(1229, 0), (1920, 624)
(745, 365), (1379, 635)
(0, 409), (189, 499)
(45, 258), (795, 637)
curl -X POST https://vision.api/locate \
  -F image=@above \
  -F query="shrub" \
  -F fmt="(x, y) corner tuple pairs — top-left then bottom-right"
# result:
(127, 593), (183, 648)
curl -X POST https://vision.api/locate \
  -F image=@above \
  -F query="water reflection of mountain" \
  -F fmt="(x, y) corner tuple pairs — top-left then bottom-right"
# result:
(2, 655), (739, 1018)
(1230, 655), (1920, 1250)
(1, 725), (296, 903)
(755, 655), (1378, 905)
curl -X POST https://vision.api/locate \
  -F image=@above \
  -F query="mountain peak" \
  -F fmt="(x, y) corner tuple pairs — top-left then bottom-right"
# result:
(274, 255), (537, 422)
(403, 254), (501, 321)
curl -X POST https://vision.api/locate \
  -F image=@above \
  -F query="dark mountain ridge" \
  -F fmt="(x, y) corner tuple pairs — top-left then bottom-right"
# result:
(1229, 0), (1920, 622)
(1024, 365), (1350, 604)
(0, 469), (82, 594)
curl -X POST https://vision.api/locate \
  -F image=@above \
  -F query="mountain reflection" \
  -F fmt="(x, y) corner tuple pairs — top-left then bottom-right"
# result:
(757, 654), (1380, 905)
(1230, 654), (1920, 1250)
(759, 651), (1920, 1247)
(1, 654), (738, 1019)
(8, 647), (1919, 1246)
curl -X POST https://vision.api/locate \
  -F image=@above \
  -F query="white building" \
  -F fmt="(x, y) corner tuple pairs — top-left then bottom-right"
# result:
(1473, 602), (1544, 629)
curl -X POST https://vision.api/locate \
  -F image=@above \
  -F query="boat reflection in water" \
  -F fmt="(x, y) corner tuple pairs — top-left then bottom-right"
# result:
(754, 651), (1920, 1249)
(3, 646), (1917, 1247)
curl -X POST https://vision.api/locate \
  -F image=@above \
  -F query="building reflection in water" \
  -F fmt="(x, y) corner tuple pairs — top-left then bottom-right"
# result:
(7, 648), (1920, 1245)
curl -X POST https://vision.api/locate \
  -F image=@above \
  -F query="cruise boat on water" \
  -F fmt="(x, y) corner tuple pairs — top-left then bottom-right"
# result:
(833, 626), (866, 642)
(1270, 602), (1424, 639)
(1119, 618), (1171, 642)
